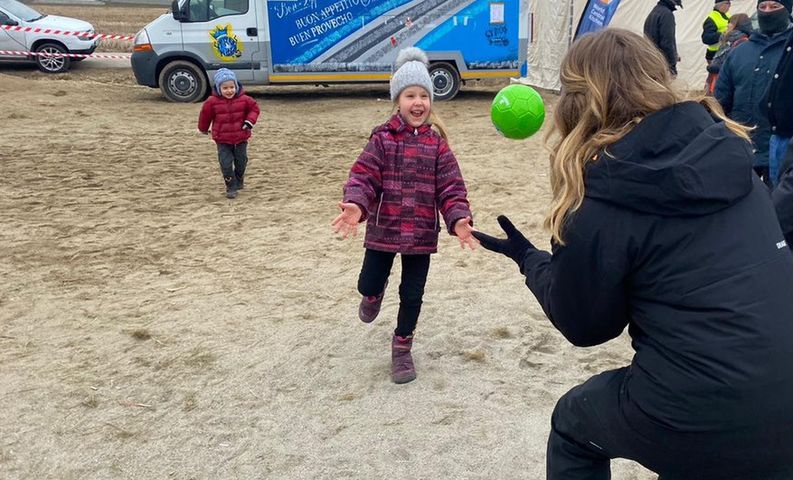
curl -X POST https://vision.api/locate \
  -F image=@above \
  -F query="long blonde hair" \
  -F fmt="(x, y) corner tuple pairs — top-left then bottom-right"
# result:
(545, 28), (750, 245)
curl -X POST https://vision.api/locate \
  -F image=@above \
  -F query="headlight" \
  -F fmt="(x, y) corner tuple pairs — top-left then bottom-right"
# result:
(79, 30), (97, 41)
(133, 29), (153, 53)
(134, 29), (150, 46)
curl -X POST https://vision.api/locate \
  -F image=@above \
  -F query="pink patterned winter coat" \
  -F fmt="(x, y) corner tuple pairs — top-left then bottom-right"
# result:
(343, 114), (472, 254)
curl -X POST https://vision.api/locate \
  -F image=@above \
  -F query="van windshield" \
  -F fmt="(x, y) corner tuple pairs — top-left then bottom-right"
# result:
(0, 0), (45, 22)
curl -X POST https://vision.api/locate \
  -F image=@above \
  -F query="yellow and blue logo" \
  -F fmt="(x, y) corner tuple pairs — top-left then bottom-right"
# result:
(210, 24), (243, 61)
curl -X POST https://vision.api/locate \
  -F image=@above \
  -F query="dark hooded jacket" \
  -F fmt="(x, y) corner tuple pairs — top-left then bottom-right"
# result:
(714, 28), (792, 167)
(762, 26), (793, 137)
(520, 102), (793, 435)
(644, 0), (680, 75)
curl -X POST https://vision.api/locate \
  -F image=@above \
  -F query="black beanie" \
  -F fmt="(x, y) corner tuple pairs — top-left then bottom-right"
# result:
(758, 0), (792, 13)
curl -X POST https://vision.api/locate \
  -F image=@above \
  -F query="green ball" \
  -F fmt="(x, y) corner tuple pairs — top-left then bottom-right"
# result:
(491, 84), (545, 140)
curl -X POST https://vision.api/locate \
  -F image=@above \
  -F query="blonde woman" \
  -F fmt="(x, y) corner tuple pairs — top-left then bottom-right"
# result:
(474, 29), (793, 479)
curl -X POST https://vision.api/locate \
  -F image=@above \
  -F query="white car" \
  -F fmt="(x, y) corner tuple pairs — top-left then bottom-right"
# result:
(0, 0), (100, 73)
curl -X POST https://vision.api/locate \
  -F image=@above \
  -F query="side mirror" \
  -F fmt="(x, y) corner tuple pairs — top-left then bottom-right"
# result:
(171, 0), (188, 21)
(1, 17), (19, 26)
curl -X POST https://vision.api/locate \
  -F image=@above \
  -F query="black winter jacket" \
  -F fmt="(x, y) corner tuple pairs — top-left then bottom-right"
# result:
(644, 0), (679, 74)
(762, 26), (793, 137)
(521, 102), (793, 434)
(714, 29), (791, 168)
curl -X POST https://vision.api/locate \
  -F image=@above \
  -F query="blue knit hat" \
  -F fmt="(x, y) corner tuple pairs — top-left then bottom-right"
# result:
(390, 48), (433, 102)
(213, 68), (239, 95)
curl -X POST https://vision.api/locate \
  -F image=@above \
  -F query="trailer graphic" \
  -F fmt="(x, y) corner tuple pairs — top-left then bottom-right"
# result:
(131, 0), (529, 102)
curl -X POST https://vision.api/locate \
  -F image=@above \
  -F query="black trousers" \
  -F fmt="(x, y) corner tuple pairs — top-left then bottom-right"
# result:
(217, 142), (248, 191)
(548, 367), (793, 480)
(357, 249), (430, 337)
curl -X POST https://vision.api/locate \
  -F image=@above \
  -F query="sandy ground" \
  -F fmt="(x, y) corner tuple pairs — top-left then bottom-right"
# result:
(1, 6), (657, 478)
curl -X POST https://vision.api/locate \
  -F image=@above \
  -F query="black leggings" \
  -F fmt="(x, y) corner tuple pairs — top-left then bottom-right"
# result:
(357, 249), (430, 337)
(217, 142), (247, 190)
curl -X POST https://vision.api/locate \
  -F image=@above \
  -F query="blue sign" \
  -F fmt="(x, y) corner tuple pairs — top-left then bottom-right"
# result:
(575, 0), (622, 38)
(267, 0), (412, 65)
(266, 0), (521, 72)
(417, 0), (519, 69)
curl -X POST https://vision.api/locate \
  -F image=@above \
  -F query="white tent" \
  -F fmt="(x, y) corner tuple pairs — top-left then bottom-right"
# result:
(528, 0), (758, 91)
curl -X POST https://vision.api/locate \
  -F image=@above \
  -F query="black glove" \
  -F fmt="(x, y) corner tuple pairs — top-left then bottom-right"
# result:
(472, 215), (535, 265)
(242, 120), (254, 130)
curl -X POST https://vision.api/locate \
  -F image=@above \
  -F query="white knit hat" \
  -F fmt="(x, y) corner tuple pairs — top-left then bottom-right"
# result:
(390, 47), (433, 102)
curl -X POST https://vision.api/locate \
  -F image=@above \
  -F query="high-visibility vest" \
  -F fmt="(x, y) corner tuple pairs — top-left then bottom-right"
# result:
(706, 11), (731, 52)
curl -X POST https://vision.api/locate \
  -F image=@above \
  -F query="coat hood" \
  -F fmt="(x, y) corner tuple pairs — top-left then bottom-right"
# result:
(584, 102), (754, 217)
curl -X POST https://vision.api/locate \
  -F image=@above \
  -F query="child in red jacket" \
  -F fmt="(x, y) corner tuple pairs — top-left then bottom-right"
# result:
(198, 68), (260, 199)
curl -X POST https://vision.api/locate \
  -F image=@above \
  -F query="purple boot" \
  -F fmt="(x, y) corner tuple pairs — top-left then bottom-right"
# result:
(391, 334), (416, 384)
(358, 280), (388, 323)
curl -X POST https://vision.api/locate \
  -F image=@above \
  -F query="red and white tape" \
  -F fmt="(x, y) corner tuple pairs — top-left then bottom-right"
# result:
(0, 50), (131, 60)
(0, 24), (135, 41)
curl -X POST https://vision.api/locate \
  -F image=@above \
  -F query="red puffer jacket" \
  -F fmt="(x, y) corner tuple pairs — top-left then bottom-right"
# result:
(197, 89), (260, 145)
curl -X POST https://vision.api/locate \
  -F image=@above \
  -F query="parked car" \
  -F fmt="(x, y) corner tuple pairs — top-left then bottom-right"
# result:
(0, 0), (100, 73)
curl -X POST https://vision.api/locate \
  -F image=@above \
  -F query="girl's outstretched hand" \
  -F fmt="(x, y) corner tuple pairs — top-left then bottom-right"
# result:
(332, 202), (363, 239)
(454, 217), (478, 250)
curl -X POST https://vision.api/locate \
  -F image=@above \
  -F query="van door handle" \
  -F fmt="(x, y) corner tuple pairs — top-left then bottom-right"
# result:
(246, 27), (257, 37)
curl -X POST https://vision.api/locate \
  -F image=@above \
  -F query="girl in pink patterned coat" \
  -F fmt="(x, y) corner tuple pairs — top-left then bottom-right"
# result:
(332, 47), (477, 384)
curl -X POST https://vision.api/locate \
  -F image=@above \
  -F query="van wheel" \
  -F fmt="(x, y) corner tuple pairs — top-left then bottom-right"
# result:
(35, 43), (70, 73)
(158, 60), (208, 103)
(428, 62), (460, 101)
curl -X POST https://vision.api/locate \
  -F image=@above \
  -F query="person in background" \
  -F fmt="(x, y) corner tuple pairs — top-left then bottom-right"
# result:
(760, 0), (793, 185)
(702, 0), (732, 64)
(473, 28), (793, 480)
(644, 0), (683, 76)
(705, 13), (752, 94)
(714, 0), (793, 185)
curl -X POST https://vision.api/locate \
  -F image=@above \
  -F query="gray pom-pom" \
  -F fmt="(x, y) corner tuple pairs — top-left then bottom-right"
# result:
(395, 47), (429, 70)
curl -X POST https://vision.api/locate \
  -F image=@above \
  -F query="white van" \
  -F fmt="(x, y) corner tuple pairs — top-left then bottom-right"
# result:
(132, 0), (529, 102)
(0, 0), (100, 73)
